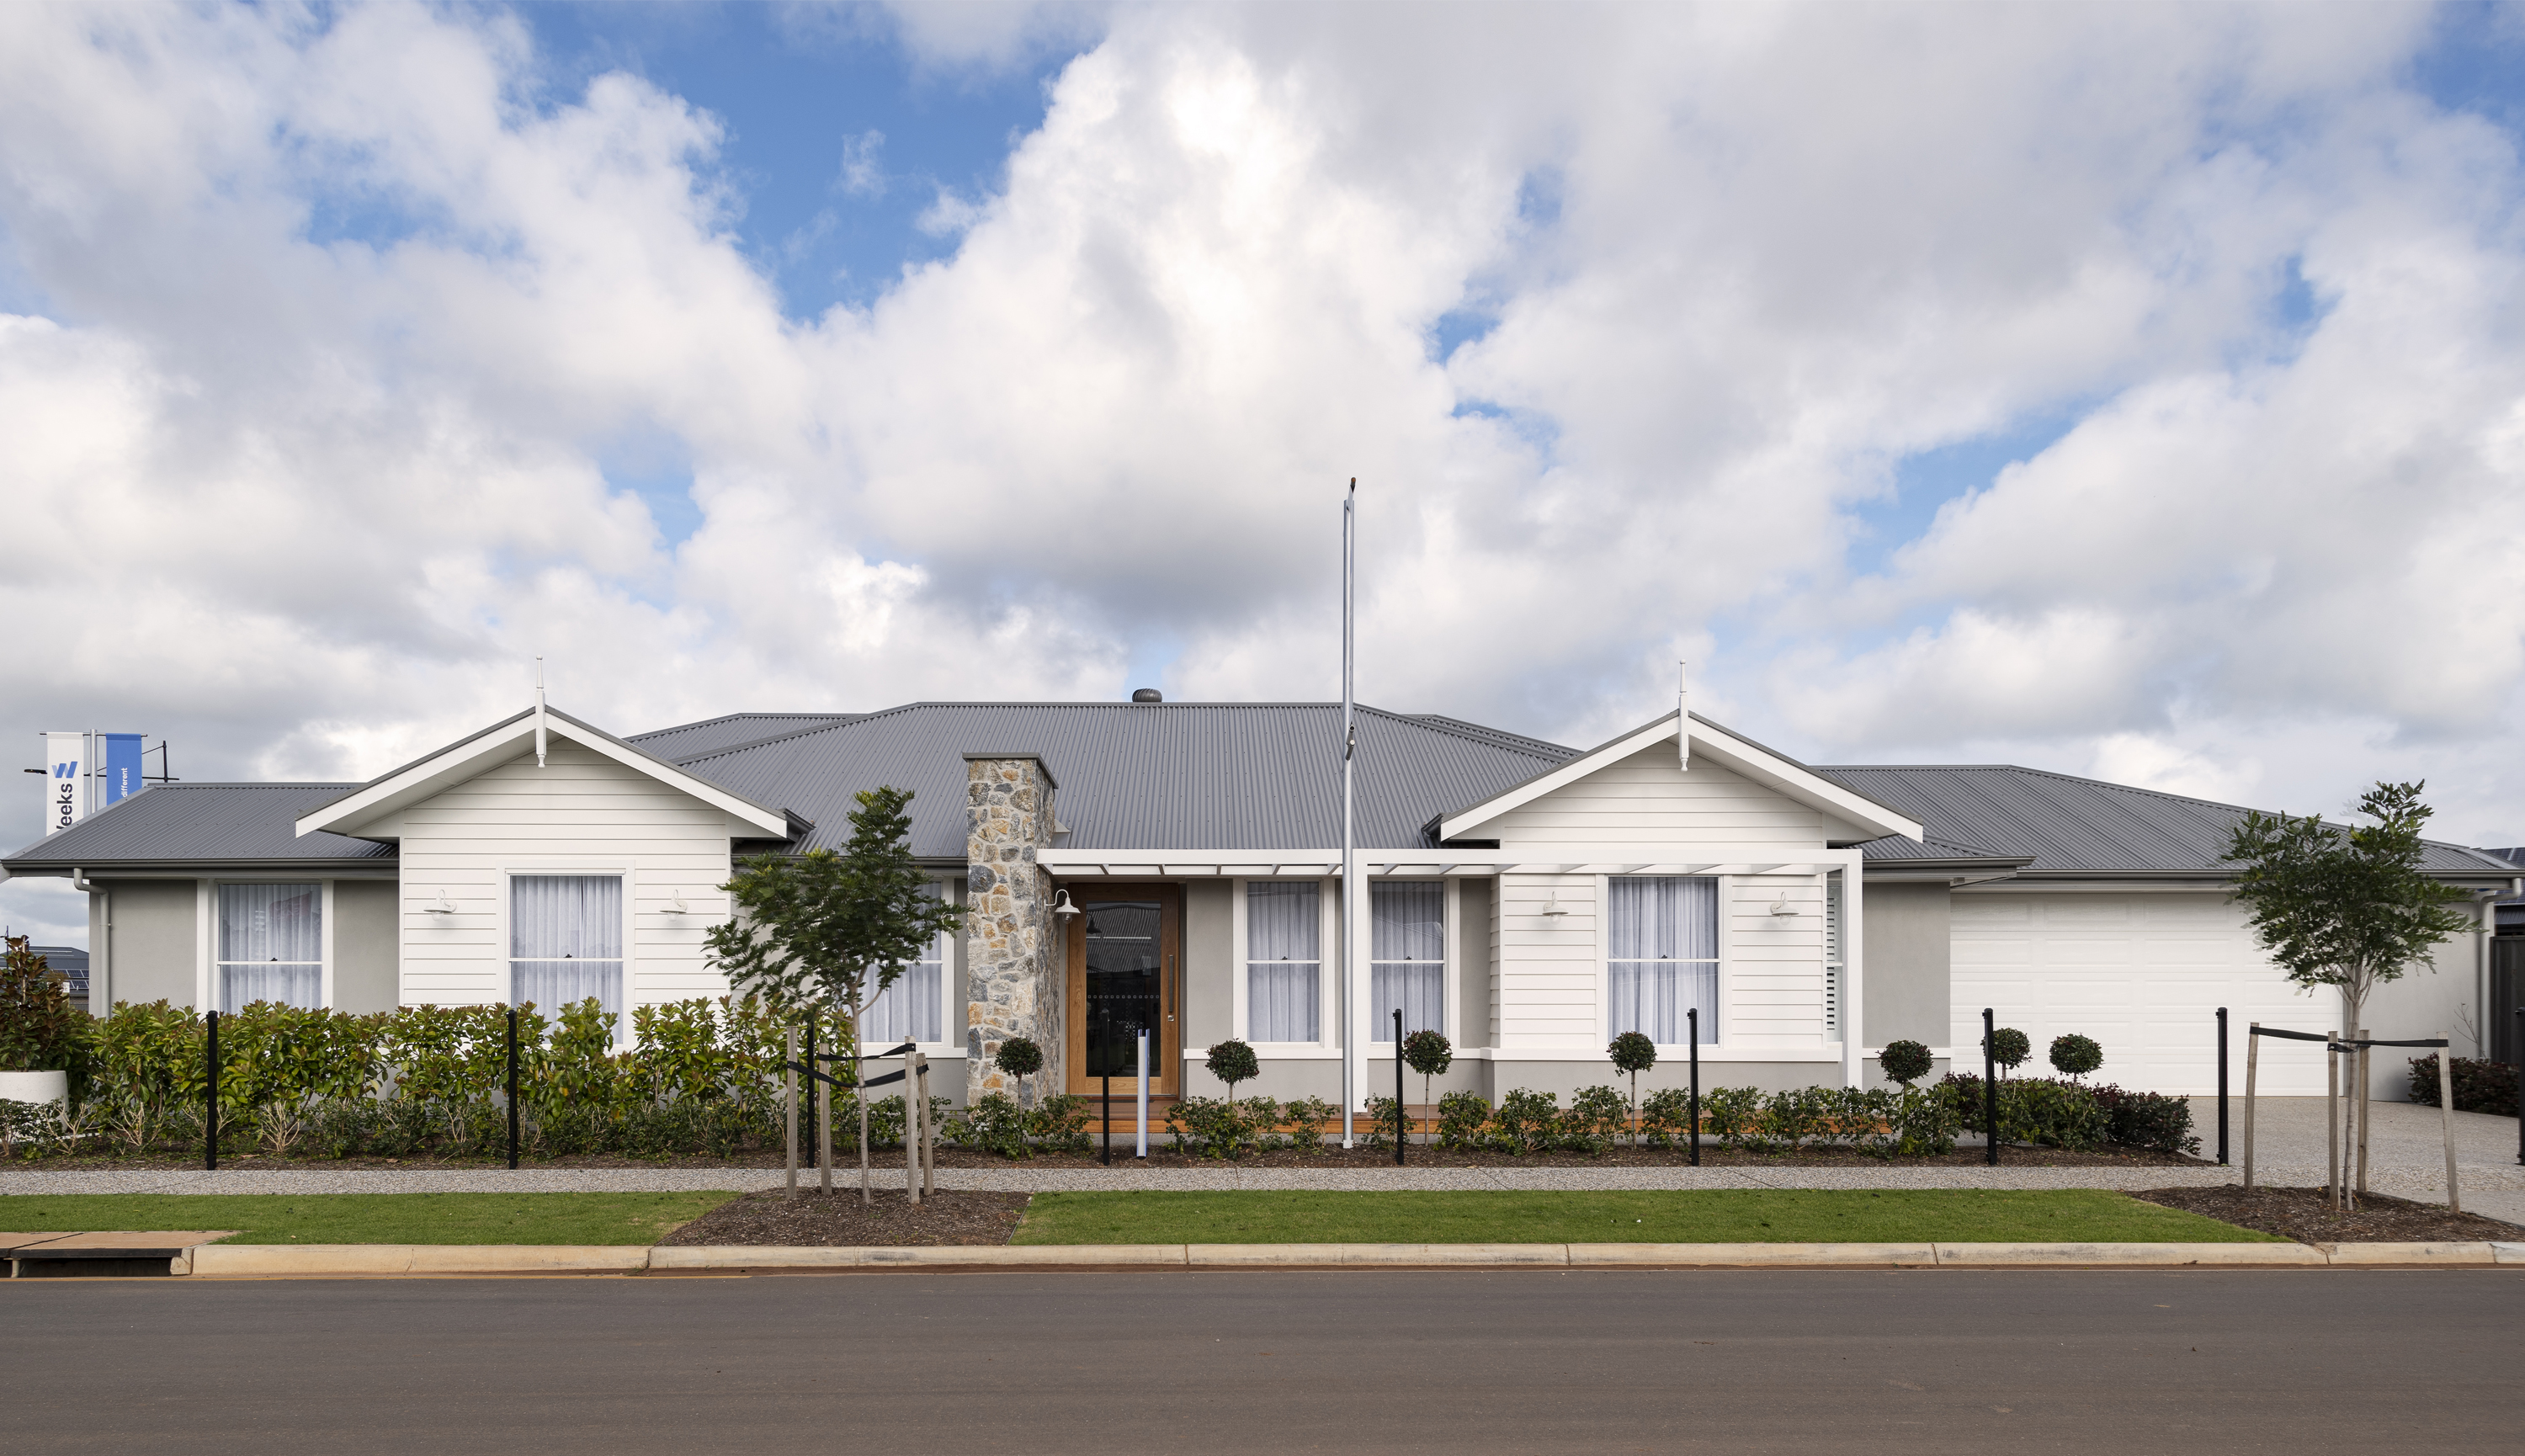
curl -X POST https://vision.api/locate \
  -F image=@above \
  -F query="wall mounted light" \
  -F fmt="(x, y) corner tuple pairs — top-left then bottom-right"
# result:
(423, 891), (456, 917)
(1769, 895), (1796, 918)
(662, 893), (690, 917)
(1539, 892), (1572, 918)
(1051, 889), (1082, 918)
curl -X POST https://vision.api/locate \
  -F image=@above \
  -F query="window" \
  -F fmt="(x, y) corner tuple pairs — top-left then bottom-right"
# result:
(217, 883), (322, 1012)
(509, 874), (623, 1024)
(1246, 881), (1320, 1042)
(864, 883), (946, 1045)
(1370, 880), (1443, 1042)
(1823, 871), (1845, 1036)
(1608, 876), (1717, 1044)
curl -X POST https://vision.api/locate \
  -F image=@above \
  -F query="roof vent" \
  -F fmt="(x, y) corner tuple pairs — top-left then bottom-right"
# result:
(1131, 688), (1163, 703)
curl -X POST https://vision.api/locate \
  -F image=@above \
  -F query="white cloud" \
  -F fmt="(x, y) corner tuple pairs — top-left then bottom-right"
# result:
(4, 0), (2525, 954)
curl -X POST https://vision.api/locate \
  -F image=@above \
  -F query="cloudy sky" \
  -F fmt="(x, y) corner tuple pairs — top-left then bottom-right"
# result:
(6, 1), (2525, 943)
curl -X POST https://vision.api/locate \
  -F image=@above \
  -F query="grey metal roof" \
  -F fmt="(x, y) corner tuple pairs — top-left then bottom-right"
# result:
(667, 702), (1578, 858)
(626, 712), (863, 761)
(1819, 765), (2522, 880)
(1854, 833), (2028, 866)
(1, 784), (396, 872)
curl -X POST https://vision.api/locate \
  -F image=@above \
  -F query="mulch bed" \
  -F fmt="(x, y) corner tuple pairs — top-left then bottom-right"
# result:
(656, 1188), (1030, 1246)
(2131, 1184), (2522, 1243)
(6, 1142), (2205, 1171)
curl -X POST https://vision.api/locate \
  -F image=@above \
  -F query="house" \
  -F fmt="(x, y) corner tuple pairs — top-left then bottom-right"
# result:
(5, 694), (2517, 1105)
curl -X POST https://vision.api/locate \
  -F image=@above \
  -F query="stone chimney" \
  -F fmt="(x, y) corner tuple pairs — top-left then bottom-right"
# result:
(962, 753), (1060, 1105)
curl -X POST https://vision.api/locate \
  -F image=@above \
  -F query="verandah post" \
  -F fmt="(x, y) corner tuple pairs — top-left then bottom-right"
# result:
(1395, 1008), (1406, 1166)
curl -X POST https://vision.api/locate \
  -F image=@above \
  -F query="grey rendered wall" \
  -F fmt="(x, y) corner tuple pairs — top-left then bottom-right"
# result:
(331, 880), (400, 1014)
(1182, 879), (1232, 1052)
(1457, 877), (1491, 1049)
(1862, 882), (1950, 1049)
(93, 879), (197, 1009)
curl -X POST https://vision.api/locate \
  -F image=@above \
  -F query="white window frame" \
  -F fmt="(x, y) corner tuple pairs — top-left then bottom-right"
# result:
(500, 865), (635, 1049)
(199, 877), (335, 1012)
(1369, 877), (1450, 1045)
(1597, 871), (1725, 1051)
(1231, 875), (1338, 1054)
(861, 877), (957, 1055)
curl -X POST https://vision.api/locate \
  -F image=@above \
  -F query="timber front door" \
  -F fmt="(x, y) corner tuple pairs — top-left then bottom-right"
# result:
(1066, 885), (1179, 1096)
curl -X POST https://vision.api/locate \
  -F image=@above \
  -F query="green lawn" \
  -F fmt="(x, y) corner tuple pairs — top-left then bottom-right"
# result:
(1012, 1190), (2282, 1246)
(0, 1192), (741, 1245)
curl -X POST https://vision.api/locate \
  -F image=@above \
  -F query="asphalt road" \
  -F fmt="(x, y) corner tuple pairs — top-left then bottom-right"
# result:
(8, 1268), (2520, 1453)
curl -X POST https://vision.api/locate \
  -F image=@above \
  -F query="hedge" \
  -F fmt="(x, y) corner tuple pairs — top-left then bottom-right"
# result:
(2406, 1055), (2519, 1118)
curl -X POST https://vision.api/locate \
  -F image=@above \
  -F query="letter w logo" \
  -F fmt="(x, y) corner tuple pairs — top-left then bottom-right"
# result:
(52, 762), (76, 778)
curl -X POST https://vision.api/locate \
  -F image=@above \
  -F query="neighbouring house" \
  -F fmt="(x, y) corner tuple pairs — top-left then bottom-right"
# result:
(5, 695), (2517, 1105)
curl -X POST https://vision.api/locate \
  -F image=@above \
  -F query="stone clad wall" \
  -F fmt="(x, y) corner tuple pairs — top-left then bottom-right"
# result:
(963, 755), (1060, 1105)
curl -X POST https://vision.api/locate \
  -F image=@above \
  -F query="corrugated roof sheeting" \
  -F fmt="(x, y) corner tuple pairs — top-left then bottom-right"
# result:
(1821, 765), (2513, 876)
(2, 784), (392, 867)
(672, 703), (1576, 857)
(625, 713), (860, 760)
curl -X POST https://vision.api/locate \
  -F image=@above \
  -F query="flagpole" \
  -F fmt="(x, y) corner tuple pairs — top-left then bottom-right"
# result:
(1341, 479), (1358, 1149)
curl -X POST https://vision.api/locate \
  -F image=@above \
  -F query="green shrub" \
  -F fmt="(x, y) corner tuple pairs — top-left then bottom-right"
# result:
(1759, 1086), (1836, 1152)
(954, 1092), (1032, 1158)
(1435, 1091), (1491, 1149)
(1700, 1087), (1765, 1150)
(1401, 1030), (1453, 1106)
(1638, 1087), (1698, 1149)
(1363, 1095), (1402, 1150)
(1169, 1095), (1267, 1159)
(2048, 1034), (2103, 1081)
(1491, 1088), (1560, 1154)
(2089, 1083), (2200, 1155)
(1029, 1093), (1094, 1155)
(1, 937), (88, 1084)
(1562, 1085), (1630, 1154)
(1946, 1073), (2105, 1150)
(2406, 1055), (2517, 1117)
(1278, 1095), (1337, 1152)
(1879, 1039), (1933, 1087)
(1985, 1026), (2030, 1076)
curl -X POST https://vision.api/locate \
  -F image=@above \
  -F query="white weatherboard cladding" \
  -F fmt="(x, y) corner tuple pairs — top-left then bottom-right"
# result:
(395, 740), (737, 1012)
(1480, 748), (1826, 848)
(1486, 747), (1845, 1056)
(1948, 893), (2336, 1097)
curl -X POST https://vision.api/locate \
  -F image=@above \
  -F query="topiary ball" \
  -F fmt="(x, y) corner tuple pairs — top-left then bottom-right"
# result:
(1206, 1038), (1260, 1087)
(1879, 1039), (1934, 1087)
(1607, 1031), (1658, 1075)
(994, 1036), (1044, 1081)
(1402, 1028), (1454, 1078)
(1985, 1027), (2030, 1073)
(2049, 1033), (2103, 1079)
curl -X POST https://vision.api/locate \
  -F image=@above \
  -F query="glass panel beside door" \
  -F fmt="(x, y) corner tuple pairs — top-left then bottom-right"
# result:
(1066, 885), (1180, 1095)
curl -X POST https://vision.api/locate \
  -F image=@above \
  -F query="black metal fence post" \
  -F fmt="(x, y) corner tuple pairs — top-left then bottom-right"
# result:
(1395, 1009), (1406, 1166)
(1982, 1007), (1998, 1166)
(2216, 1007), (2229, 1166)
(507, 1006), (520, 1171)
(1687, 1007), (1699, 1168)
(205, 1008), (219, 1172)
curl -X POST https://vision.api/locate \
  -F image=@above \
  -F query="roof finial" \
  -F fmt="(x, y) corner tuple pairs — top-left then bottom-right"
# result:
(534, 656), (548, 768)
(1677, 660), (1690, 773)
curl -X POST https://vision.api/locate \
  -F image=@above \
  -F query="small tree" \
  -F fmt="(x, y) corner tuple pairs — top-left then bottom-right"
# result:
(708, 787), (965, 1202)
(2226, 780), (2474, 1196)
(1401, 1029), (1453, 1108)
(1879, 1039), (1932, 1088)
(2047, 1034), (2102, 1081)
(994, 1035), (1044, 1108)
(1206, 1039), (1259, 1108)
(1, 937), (83, 1076)
(1608, 1031), (1656, 1144)
(1985, 1027), (2030, 1079)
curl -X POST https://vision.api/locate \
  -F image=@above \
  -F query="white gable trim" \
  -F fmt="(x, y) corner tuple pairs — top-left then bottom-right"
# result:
(1436, 711), (1924, 844)
(296, 706), (790, 840)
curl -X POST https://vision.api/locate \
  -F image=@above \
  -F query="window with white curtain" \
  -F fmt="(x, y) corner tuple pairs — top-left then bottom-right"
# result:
(217, 883), (322, 1012)
(1246, 881), (1320, 1042)
(1608, 876), (1717, 1044)
(509, 874), (623, 1024)
(864, 882), (946, 1045)
(1370, 880), (1444, 1043)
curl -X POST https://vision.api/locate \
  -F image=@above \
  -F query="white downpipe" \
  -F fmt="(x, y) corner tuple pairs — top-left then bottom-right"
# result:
(1341, 479), (1358, 1149)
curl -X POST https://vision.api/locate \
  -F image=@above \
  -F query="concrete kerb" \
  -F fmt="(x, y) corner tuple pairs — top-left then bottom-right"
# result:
(153, 1241), (2525, 1277)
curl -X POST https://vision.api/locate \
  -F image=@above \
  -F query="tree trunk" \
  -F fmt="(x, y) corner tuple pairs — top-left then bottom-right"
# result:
(853, 987), (872, 1204)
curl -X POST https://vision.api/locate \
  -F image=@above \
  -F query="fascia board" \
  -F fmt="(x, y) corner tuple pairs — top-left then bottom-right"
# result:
(1438, 713), (1925, 843)
(298, 719), (789, 838)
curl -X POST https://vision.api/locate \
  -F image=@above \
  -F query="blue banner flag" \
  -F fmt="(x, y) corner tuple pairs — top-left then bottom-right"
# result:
(103, 733), (144, 806)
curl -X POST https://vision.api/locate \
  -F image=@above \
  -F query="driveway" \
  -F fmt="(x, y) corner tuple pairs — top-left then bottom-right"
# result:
(2199, 1095), (2524, 1222)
